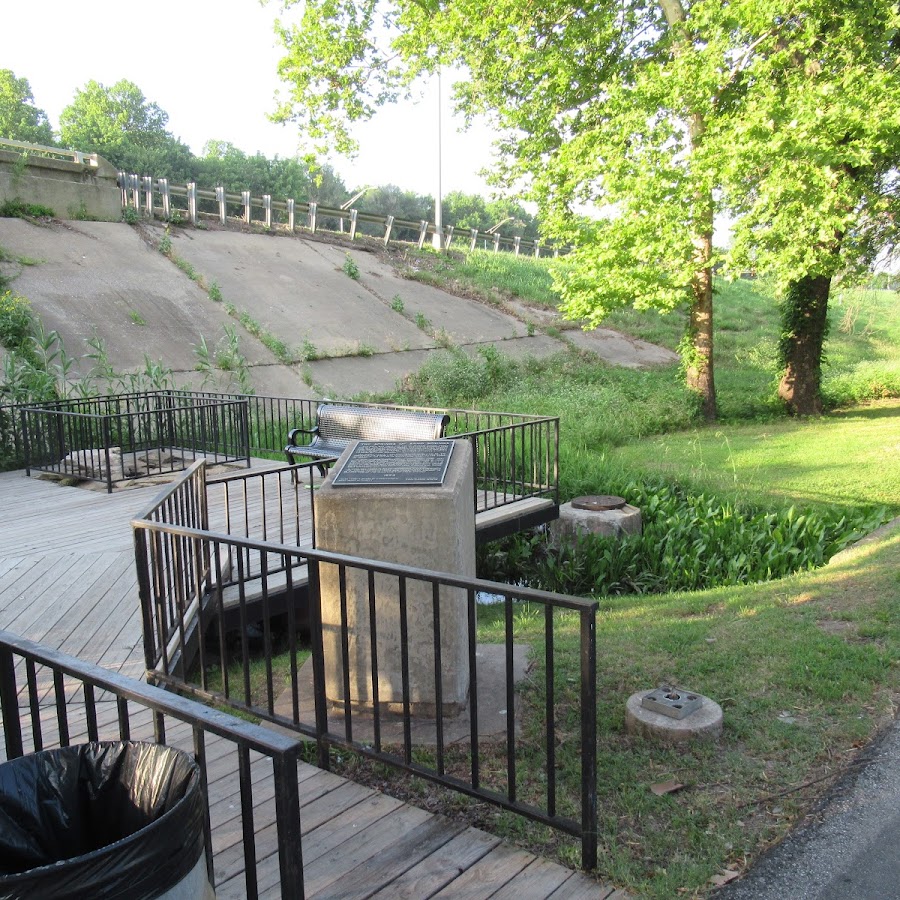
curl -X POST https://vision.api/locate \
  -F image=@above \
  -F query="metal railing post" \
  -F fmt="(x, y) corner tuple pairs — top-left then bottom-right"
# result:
(0, 645), (23, 760)
(242, 190), (251, 224)
(308, 201), (318, 233)
(263, 194), (272, 229)
(306, 559), (330, 771)
(383, 215), (394, 246)
(287, 198), (295, 232)
(580, 605), (598, 870)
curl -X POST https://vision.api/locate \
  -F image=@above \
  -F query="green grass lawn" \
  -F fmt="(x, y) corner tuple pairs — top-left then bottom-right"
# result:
(470, 522), (900, 897)
(608, 400), (900, 514)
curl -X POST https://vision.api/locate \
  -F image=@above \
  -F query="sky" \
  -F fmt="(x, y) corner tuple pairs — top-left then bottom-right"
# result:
(2, 0), (498, 200)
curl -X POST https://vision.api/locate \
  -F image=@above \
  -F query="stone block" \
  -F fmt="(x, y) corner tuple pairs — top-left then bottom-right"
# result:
(315, 440), (475, 715)
(551, 501), (642, 543)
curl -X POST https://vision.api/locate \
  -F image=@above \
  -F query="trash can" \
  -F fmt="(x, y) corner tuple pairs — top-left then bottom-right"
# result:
(0, 741), (214, 900)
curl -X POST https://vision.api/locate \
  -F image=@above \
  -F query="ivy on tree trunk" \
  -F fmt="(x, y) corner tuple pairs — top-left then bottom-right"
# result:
(777, 275), (831, 416)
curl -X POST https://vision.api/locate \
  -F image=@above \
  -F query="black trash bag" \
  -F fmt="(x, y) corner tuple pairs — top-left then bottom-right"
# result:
(0, 741), (206, 900)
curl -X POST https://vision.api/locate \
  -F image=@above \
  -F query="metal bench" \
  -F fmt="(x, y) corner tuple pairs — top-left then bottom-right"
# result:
(285, 404), (451, 474)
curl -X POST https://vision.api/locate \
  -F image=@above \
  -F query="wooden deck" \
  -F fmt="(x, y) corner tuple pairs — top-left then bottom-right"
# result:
(0, 465), (618, 899)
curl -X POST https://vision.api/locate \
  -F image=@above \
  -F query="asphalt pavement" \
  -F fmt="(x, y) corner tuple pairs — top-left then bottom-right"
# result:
(719, 695), (900, 899)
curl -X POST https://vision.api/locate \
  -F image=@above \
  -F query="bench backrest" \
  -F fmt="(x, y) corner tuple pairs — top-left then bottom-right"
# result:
(316, 405), (450, 446)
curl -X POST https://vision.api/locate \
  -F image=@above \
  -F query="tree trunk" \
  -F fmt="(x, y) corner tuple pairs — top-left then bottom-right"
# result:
(777, 274), (831, 416)
(686, 242), (716, 420)
(658, 0), (717, 420)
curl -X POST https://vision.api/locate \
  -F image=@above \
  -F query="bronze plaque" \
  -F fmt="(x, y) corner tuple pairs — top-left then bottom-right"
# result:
(332, 440), (454, 487)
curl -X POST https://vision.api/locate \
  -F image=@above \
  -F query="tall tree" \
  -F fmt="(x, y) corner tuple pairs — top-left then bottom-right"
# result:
(269, 0), (724, 416)
(59, 80), (193, 179)
(268, 0), (900, 419)
(713, 1), (900, 414)
(0, 70), (54, 145)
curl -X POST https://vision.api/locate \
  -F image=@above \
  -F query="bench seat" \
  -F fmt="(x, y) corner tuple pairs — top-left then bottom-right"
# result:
(285, 404), (450, 472)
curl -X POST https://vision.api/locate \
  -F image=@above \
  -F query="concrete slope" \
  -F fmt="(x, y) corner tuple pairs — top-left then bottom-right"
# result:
(0, 218), (311, 397)
(1, 218), (678, 400)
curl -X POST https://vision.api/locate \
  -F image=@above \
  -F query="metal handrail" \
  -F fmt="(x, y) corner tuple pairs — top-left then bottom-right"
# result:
(0, 629), (305, 900)
(133, 463), (598, 869)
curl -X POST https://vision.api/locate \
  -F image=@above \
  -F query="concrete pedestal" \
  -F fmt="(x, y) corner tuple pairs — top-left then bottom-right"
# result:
(316, 440), (475, 715)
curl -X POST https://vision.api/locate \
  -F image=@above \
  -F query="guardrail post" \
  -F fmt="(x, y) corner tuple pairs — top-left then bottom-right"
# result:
(534, 242), (541, 258)
(417, 220), (429, 250)
(349, 208), (358, 240)
(444, 225), (454, 249)
(130, 174), (141, 213)
(470, 228), (478, 252)
(215, 186), (226, 225)
(263, 194), (272, 229)
(187, 182), (198, 225)
(287, 198), (295, 232)
(493, 233), (501, 253)
(118, 171), (128, 208)
(241, 190), (251, 225)
(513, 236), (521, 256)
(308, 201), (318, 233)
(383, 215), (394, 246)
(160, 178), (171, 219)
(143, 176), (154, 218)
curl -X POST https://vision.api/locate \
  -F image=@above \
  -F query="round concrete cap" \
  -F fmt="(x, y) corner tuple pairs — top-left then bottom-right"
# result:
(625, 690), (723, 744)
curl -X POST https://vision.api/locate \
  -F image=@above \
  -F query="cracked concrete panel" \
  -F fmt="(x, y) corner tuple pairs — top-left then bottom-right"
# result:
(318, 243), (531, 344)
(0, 219), (286, 375)
(169, 228), (434, 356)
(564, 327), (679, 368)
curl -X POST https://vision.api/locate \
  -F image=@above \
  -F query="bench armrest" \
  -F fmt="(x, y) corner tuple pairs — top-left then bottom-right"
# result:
(287, 426), (318, 446)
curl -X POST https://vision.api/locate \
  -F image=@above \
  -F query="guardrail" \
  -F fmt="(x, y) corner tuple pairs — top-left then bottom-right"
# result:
(117, 172), (561, 258)
(0, 137), (101, 167)
(133, 462), (598, 869)
(0, 629), (305, 899)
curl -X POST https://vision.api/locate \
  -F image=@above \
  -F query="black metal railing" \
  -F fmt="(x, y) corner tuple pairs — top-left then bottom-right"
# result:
(4, 390), (559, 518)
(17, 390), (250, 492)
(133, 465), (598, 869)
(0, 630), (305, 900)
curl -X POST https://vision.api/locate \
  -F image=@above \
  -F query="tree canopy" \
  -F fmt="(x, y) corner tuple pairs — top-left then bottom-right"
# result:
(0, 70), (54, 145)
(269, 0), (900, 416)
(59, 79), (194, 179)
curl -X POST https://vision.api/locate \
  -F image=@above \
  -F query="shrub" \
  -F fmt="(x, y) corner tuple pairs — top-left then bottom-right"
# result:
(0, 290), (35, 350)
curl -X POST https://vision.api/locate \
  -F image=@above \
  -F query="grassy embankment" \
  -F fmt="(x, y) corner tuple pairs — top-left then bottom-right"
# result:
(379, 248), (900, 896)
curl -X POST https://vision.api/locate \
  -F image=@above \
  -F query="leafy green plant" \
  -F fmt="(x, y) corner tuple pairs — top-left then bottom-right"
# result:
(390, 295), (405, 313)
(122, 206), (140, 225)
(300, 338), (319, 361)
(208, 281), (223, 302)
(0, 290), (35, 350)
(414, 311), (431, 332)
(342, 253), (360, 280)
(128, 310), (146, 326)
(0, 198), (55, 219)
(158, 227), (172, 256)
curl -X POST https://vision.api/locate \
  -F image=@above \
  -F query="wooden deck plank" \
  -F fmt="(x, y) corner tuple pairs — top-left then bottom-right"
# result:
(432, 843), (536, 898)
(0, 466), (608, 900)
(318, 815), (467, 899)
(367, 827), (502, 900)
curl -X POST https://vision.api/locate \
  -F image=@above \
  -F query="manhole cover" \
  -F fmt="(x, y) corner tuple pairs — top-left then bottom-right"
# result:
(571, 495), (627, 511)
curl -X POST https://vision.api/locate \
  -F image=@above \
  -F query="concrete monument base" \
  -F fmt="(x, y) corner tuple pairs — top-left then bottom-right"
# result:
(315, 439), (475, 716)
